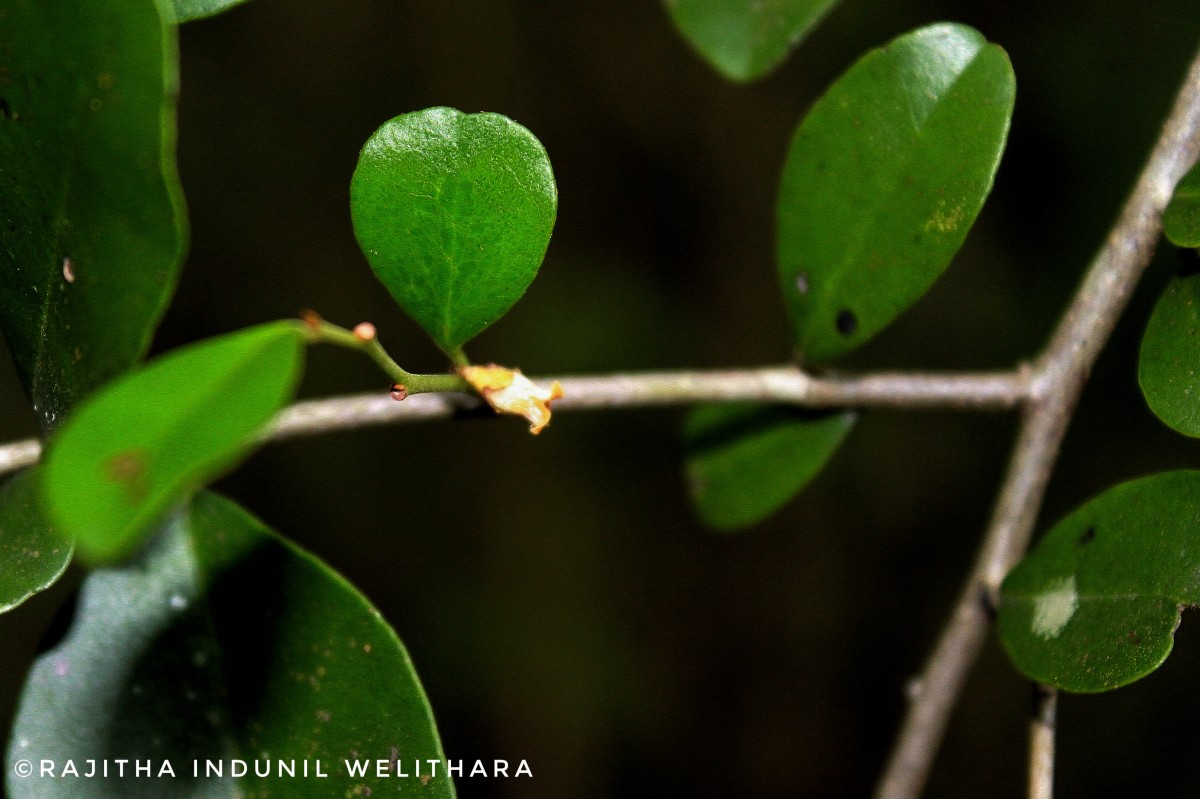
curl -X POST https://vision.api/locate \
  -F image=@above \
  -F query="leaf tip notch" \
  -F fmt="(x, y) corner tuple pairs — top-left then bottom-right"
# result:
(997, 471), (1200, 692)
(350, 107), (558, 356)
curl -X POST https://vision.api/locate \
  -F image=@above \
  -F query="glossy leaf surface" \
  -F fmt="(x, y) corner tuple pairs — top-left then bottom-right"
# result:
(172, 0), (251, 22)
(1164, 161), (1200, 247)
(999, 471), (1200, 692)
(351, 107), (557, 355)
(0, 0), (187, 431)
(41, 322), (306, 564)
(1139, 272), (1200, 436)
(0, 471), (71, 614)
(777, 23), (1015, 363)
(664, 0), (840, 83)
(685, 404), (854, 530)
(7, 492), (455, 798)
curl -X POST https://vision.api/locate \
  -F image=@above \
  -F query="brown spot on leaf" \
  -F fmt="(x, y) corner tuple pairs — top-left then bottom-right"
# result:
(102, 448), (151, 504)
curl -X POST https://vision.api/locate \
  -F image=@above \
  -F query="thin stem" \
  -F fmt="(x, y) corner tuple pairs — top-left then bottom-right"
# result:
(874, 40), (1200, 799)
(0, 364), (1031, 478)
(1029, 685), (1057, 799)
(551, 367), (1030, 410)
(303, 315), (469, 394)
(0, 439), (42, 474)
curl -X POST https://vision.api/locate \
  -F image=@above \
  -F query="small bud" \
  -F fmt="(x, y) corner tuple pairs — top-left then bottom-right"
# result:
(353, 322), (377, 342)
(390, 383), (408, 401)
(460, 364), (564, 434)
(300, 310), (323, 331)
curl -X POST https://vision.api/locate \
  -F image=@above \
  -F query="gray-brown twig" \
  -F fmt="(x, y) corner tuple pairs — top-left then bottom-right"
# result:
(874, 38), (1200, 799)
(0, 365), (1032, 478)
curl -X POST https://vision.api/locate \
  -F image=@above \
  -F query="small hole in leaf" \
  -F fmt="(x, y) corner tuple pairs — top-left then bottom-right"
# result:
(836, 310), (857, 336)
(1079, 526), (1096, 545)
(795, 272), (809, 295)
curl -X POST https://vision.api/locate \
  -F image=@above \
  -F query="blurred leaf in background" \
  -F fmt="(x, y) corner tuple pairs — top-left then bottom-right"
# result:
(7, 492), (454, 799)
(0, 0), (187, 432)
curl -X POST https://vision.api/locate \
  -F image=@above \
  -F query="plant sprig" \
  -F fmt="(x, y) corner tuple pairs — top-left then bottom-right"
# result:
(300, 312), (469, 396)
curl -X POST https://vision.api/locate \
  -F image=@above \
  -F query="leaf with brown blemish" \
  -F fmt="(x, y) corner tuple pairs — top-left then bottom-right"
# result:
(41, 322), (306, 564)
(102, 448), (152, 505)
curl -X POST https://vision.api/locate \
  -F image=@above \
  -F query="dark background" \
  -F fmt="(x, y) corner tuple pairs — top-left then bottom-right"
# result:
(5, 1), (1200, 797)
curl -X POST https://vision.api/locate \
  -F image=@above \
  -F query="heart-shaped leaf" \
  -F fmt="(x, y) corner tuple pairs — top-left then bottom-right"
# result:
(1164, 161), (1200, 248)
(7, 492), (455, 798)
(777, 23), (1015, 363)
(0, 471), (72, 615)
(41, 322), (306, 564)
(1139, 271), (1200, 436)
(351, 107), (557, 356)
(0, 0), (187, 431)
(663, 0), (841, 83)
(998, 471), (1200, 692)
(172, 0), (253, 22)
(684, 404), (855, 531)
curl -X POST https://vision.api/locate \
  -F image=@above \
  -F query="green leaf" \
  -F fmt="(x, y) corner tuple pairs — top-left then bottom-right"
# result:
(0, 0), (187, 431)
(998, 471), (1200, 693)
(350, 107), (557, 355)
(1139, 271), (1200, 436)
(684, 403), (854, 531)
(0, 471), (72, 615)
(777, 23), (1015, 363)
(663, 0), (840, 83)
(41, 322), (306, 565)
(171, 0), (251, 22)
(6, 492), (455, 798)
(1164, 161), (1200, 248)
